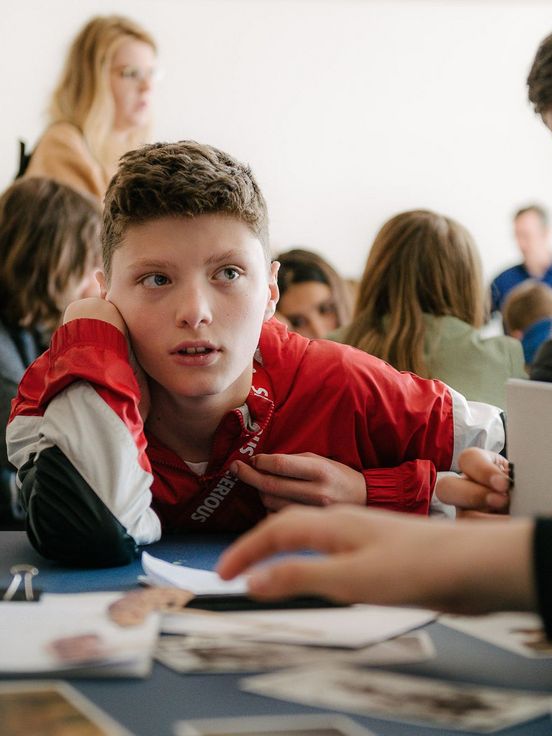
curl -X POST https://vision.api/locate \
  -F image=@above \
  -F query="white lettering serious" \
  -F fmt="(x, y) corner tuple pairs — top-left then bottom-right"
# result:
(191, 472), (237, 523)
(191, 385), (268, 523)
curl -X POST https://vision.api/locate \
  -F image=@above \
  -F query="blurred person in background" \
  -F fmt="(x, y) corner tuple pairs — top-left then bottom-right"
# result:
(24, 15), (158, 201)
(0, 177), (101, 527)
(332, 209), (526, 408)
(276, 248), (353, 339)
(490, 206), (552, 317)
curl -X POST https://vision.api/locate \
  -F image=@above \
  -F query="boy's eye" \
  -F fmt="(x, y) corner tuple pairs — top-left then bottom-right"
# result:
(141, 274), (170, 288)
(214, 267), (241, 282)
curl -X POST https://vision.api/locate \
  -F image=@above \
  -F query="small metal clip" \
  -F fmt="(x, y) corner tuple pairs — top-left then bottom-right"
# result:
(3, 564), (39, 601)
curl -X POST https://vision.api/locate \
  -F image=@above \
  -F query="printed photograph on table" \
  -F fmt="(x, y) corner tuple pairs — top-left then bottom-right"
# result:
(0, 680), (131, 736)
(156, 634), (341, 673)
(156, 631), (435, 674)
(176, 712), (375, 735)
(441, 612), (552, 658)
(240, 664), (552, 732)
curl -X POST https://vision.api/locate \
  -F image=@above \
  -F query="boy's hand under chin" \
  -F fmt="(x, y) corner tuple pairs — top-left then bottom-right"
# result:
(230, 452), (366, 510)
(63, 298), (151, 422)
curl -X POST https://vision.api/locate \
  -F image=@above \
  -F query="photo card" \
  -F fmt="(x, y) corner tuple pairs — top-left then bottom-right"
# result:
(0, 680), (132, 736)
(240, 664), (552, 732)
(175, 712), (375, 736)
(156, 631), (435, 674)
(441, 612), (552, 659)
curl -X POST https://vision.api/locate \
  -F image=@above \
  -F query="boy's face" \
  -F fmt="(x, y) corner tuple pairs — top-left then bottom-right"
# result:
(101, 214), (278, 408)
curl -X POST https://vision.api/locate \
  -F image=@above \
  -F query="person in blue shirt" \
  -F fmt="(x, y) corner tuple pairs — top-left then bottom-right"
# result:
(491, 205), (552, 317)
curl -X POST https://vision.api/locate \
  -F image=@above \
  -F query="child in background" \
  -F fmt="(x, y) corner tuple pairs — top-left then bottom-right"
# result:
(502, 281), (552, 366)
(8, 142), (504, 567)
(333, 209), (526, 409)
(0, 177), (101, 527)
(276, 249), (353, 339)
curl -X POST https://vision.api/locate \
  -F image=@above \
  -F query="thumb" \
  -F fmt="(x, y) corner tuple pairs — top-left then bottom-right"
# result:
(459, 448), (510, 492)
(247, 556), (354, 603)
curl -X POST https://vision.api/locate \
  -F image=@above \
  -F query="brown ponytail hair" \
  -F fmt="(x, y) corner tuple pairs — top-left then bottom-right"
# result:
(344, 210), (485, 377)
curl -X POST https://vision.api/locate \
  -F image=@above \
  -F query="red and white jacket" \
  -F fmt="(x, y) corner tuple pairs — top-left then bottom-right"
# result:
(7, 318), (504, 566)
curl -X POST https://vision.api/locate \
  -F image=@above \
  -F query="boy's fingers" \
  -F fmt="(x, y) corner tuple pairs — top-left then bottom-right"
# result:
(437, 476), (508, 510)
(485, 491), (510, 511)
(259, 493), (292, 512)
(457, 448), (510, 492)
(251, 453), (324, 481)
(246, 557), (353, 602)
(217, 507), (345, 579)
(232, 461), (324, 501)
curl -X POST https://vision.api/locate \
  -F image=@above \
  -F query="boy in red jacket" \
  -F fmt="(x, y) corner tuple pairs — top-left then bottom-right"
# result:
(8, 141), (504, 566)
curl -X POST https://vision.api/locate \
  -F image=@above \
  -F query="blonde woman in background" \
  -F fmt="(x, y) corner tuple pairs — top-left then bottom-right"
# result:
(25, 15), (157, 200)
(332, 209), (526, 408)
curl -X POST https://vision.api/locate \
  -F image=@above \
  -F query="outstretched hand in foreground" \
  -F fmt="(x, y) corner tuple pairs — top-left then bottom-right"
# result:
(218, 450), (534, 616)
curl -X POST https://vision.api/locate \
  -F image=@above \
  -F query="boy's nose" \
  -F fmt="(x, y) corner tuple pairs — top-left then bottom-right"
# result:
(174, 287), (212, 329)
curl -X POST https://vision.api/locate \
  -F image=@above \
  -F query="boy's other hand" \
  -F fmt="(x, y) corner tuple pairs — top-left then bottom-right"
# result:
(230, 452), (366, 510)
(63, 297), (128, 334)
(63, 298), (150, 421)
(435, 447), (510, 515)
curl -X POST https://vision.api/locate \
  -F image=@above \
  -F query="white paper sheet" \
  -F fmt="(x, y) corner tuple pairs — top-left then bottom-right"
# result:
(161, 604), (436, 648)
(141, 551), (248, 594)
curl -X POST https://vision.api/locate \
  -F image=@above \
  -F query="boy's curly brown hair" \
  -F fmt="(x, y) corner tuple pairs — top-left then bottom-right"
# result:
(102, 141), (270, 279)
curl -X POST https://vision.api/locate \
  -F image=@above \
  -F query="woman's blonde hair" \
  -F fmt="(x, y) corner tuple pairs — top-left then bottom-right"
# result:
(0, 178), (101, 332)
(344, 210), (485, 377)
(49, 15), (156, 171)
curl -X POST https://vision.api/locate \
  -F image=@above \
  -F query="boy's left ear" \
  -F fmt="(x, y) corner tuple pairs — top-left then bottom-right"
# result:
(264, 261), (280, 321)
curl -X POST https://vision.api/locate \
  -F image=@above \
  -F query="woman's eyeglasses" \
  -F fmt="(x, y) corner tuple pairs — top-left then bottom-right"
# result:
(112, 65), (164, 84)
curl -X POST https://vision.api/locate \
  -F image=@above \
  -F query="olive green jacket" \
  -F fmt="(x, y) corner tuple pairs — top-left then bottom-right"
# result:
(329, 314), (526, 409)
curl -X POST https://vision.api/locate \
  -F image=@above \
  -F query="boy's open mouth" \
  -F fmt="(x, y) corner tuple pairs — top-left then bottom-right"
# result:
(170, 342), (219, 360)
(177, 347), (213, 355)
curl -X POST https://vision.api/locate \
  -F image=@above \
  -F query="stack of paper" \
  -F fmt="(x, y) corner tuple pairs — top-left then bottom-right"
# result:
(160, 602), (435, 648)
(0, 591), (160, 677)
(140, 552), (436, 648)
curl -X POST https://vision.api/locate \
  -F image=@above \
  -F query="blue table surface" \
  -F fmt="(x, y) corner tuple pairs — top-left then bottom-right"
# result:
(1, 531), (552, 736)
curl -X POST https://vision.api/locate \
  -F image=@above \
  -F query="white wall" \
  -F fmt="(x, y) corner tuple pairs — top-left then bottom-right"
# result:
(2, 0), (552, 281)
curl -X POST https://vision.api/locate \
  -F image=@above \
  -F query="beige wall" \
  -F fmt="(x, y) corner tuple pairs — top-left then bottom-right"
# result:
(2, 0), (552, 281)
